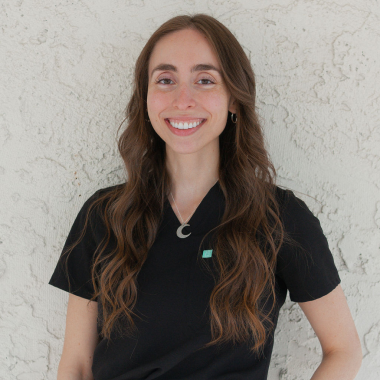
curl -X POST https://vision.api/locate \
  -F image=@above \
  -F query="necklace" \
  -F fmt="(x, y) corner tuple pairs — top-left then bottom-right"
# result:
(170, 178), (219, 239)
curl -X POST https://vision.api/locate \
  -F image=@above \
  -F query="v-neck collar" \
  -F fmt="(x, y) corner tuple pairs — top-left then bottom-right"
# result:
(166, 180), (221, 230)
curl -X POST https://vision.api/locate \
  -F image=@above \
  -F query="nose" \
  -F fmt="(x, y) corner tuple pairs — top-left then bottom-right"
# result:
(172, 83), (196, 110)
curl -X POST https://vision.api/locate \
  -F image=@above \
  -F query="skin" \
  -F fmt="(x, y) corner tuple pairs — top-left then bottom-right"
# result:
(147, 28), (237, 219)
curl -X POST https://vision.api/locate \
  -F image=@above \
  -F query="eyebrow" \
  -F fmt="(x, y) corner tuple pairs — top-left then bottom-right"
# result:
(150, 63), (221, 78)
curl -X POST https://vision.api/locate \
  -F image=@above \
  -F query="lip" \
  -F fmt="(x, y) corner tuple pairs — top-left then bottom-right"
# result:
(165, 118), (206, 136)
(166, 117), (206, 122)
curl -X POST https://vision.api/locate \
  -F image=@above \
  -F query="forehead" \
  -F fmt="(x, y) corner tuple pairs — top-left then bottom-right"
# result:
(148, 29), (220, 75)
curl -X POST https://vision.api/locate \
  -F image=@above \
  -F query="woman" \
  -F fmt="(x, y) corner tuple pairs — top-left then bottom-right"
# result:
(48, 13), (362, 380)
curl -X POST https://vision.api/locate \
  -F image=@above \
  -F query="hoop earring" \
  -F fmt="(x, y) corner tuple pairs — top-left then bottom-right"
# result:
(231, 113), (237, 123)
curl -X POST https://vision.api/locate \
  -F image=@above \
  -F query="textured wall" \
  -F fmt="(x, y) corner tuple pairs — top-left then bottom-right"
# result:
(1, 0), (379, 379)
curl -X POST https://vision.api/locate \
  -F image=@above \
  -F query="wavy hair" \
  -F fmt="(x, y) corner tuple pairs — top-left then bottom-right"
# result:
(61, 13), (304, 357)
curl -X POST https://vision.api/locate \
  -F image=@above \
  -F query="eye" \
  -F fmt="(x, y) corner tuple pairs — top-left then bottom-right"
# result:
(197, 78), (215, 85)
(155, 78), (174, 85)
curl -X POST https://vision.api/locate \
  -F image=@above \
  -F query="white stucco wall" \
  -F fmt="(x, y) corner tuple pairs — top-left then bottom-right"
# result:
(1, 0), (379, 379)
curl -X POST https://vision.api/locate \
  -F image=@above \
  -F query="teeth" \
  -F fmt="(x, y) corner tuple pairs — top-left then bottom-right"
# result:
(168, 119), (204, 129)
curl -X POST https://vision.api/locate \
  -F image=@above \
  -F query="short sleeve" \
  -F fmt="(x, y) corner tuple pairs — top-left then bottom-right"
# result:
(48, 190), (101, 300)
(276, 190), (341, 302)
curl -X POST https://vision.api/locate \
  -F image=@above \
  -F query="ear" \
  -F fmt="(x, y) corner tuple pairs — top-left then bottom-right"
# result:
(228, 96), (237, 114)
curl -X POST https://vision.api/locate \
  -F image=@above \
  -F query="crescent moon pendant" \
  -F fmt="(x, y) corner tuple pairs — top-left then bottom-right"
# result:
(176, 223), (191, 238)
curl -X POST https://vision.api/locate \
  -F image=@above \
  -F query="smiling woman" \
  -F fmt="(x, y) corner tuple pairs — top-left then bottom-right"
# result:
(48, 13), (362, 380)
(146, 29), (236, 149)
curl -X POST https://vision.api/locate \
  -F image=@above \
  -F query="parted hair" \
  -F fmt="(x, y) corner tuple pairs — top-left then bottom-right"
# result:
(61, 13), (303, 357)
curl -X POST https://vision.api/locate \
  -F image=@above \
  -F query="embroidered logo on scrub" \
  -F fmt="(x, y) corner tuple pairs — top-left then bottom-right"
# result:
(202, 249), (213, 258)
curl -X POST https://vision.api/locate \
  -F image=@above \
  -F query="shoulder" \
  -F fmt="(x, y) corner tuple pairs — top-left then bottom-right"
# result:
(78, 182), (126, 226)
(272, 186), (329, 250)
(84, 182), (126, 208)
(273, 186), (333, 261)
(273, 186), (318, 223)
(92, 182), (125, 199)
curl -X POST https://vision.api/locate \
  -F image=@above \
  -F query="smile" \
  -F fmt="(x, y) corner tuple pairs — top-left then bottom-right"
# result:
(165, 118), (207, 136)
(167, 119), (205, 130)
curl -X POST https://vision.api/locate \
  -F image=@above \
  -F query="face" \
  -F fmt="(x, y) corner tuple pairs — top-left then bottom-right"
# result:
(147, 28), (236, 156)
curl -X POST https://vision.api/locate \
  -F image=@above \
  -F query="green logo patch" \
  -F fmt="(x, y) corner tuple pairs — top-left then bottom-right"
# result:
(202, 249), (213, 258)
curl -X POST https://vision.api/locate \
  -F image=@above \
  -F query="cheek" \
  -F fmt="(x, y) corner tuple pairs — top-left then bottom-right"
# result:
(200, 92), (228, 114)
(147, 89), (170, 112)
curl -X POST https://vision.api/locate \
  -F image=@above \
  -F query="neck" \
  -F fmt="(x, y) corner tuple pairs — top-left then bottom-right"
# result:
(165, 144), (219, 201)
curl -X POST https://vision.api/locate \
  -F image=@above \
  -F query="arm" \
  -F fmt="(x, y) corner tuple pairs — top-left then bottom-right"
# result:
(57, 294), (99, 380)
(298, 284), (362, 380)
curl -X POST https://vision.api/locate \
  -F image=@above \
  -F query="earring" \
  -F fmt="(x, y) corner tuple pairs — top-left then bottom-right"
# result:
(231, 113), (237, 123)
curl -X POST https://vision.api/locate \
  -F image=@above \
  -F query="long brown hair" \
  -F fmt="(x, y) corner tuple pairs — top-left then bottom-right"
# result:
(61, 13), (303, 357)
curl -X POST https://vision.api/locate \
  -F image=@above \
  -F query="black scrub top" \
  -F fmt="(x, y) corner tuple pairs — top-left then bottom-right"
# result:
(48, 181), (341, 380)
